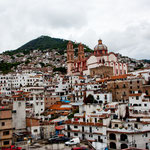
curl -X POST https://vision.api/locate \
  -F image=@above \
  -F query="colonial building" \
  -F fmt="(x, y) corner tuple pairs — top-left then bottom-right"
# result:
(67, 39), (128, 76)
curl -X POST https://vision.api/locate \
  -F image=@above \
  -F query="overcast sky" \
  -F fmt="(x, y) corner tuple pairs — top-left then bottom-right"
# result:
(0, 0), (150, 59)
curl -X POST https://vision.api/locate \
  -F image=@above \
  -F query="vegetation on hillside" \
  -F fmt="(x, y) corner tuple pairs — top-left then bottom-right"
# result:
(3, 36), (92, 55)
(53, 67), (67, 74)
(0, 61), (21, 74)
(84, 94), (98, 104)
(134, 64), (144, 70)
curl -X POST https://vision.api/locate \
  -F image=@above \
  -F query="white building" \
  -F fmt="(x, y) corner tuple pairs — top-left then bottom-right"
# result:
(129, 91), (150, 117)
(12, 96), (26, 132)
(65, 104), (111, 143)
(107, 119), (150, 149)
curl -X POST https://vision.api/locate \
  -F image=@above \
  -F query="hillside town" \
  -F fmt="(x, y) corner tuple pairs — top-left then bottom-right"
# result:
(0, 40), (150, 150)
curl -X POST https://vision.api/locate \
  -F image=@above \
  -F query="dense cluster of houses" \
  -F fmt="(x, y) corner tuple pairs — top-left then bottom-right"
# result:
(0, 67), (150, 149)
(0, 40), (150, 149)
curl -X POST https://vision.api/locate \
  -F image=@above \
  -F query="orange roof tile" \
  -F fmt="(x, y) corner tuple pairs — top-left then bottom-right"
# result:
(79, 76), (86, 80)
(129, 93), (142, 97)
(55, 125), (65, 130)
(49, 104), (72, 111)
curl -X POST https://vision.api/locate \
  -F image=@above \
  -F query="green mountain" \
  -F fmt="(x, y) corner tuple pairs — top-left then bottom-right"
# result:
(3, 35), (92, 55)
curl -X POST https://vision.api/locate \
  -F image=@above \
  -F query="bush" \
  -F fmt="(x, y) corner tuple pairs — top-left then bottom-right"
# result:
(53, 67), (67, 74)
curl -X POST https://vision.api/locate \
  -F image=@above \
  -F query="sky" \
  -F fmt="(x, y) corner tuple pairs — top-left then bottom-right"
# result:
(0, 0), (150, 59)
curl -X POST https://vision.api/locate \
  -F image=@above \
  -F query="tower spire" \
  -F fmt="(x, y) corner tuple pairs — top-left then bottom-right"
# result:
(78, 43), (85, 61)
(67, 41), (74, 75)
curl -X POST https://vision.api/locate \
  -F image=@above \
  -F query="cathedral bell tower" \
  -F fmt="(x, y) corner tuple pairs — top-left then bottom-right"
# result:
(78, 43), (85, 61)
(67, 41), (74, 75)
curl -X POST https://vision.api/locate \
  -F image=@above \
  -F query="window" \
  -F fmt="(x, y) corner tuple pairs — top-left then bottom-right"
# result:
(89, 134), (93, 137)
(97, 96), (99, 100)
(74, 133), (78, 136)
(34, 129), (38, 132)
(144, 104), (147, 107)
(95, 118), (97, 123)
(2, 122), (5, 126)
(123, 92), (126, 96)
(123, 84), (126, 88)
(134, 124), (138, 129)
(136, 96), (139, 100)
(138, 90), (142, 93)
(146, 143), (148, 149)
(3, 141), (9, 145)
(115, 124), (118, 127)
(74, 126), (78, 128)
(3, 131), (9, 136)
(116, 69), (118, 74)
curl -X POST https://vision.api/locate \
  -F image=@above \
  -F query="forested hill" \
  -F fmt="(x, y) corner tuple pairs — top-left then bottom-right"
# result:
(3, 35), (92, 55)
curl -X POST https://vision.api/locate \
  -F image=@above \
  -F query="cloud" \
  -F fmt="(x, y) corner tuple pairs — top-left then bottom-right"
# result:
(0, 0), (150, 59)
(101, 20), (150, 59)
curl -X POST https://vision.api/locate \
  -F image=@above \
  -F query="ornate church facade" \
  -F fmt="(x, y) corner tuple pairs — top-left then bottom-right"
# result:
(67, 39), (128, 76)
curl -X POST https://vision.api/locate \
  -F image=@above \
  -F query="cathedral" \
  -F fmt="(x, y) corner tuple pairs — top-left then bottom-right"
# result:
(67, 39), (128, 77)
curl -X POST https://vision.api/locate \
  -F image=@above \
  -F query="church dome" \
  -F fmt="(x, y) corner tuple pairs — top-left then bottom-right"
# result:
(94, 39), (107, 51)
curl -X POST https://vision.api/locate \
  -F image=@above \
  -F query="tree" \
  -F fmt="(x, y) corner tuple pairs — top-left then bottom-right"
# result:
(39, 62), (45, 67)
(84, 94), (98, 104)
(53, 67), (67, 74)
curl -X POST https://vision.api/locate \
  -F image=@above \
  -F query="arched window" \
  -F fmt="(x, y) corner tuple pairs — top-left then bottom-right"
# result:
(120, 134), (128, 141)
(110, 142), (116, 149)
(109, 133), (116, 140)
(121, 143), (128, 149)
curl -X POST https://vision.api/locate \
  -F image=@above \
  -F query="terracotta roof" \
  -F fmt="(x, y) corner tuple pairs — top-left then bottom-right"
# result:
(98, 74), (132, 82)
(49, 103), (72, 111)
(89, 114), (109, 118)
(110, 74), (129, 80)
(55, 125), (65, 130)
(61, 112), (69, 116)
(79, 76), (86, 80)
(129, 93), (142, 97)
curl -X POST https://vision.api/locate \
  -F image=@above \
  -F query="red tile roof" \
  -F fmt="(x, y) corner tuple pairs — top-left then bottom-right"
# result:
(129, 93), (142, 97)
(49, 103), (72, 111)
